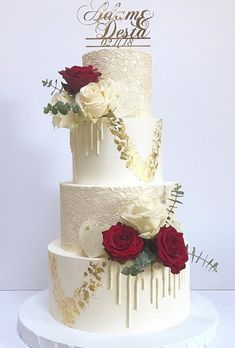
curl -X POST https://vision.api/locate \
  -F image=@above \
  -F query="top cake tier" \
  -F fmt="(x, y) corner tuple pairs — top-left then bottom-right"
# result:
(83, 48), (152, 119)
(43, 48), (162, 186)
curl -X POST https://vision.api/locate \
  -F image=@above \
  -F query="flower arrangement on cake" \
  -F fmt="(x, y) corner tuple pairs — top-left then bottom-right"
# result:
(43, 66), (219, 277)
(43, 65), (118, 128)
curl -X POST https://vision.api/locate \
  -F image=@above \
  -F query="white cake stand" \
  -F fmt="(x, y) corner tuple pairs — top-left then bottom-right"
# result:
(18, 290), (219, 348)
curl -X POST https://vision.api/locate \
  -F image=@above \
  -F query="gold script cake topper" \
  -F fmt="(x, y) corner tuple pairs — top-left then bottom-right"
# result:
(77, 1), (154, 48)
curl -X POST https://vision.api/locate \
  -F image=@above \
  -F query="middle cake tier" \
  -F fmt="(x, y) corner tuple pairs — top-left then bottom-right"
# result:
(60, 182), (176, 254)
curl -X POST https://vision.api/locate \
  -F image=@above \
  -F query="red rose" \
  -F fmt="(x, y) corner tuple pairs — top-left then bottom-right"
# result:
(102, 223), (144, 261)
(156, 226), (188, 274)
(59, 65), (101, 95)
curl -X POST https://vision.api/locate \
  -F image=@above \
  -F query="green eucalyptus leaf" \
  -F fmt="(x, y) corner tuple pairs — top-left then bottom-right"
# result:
(130, 267), (139, 276)
(65, 103), (71, 111)
(121, 267), (130, 276)
(52, 106), (58, 115)
(72, 103), (79, 113)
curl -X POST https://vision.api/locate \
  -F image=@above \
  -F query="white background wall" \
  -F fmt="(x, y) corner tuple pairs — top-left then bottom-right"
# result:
(0, 0), (234, 290)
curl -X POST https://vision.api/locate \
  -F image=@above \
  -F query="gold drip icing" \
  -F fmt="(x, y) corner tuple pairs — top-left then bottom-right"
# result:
(100, 120), (104, 141)
(178, 272), (181, 290)
(85, 122), (89, 157)
(90, 122), (94, 151)
(173, 274), (176, 298)
(150, 265), (154, 304)
(168, 268), (172, 296)
(127, 275), (131, 328)
(116, 264), (122, 305)
(50, 255), (187, 328)
(156, 279), (159, 309)
(162, 267), (166, 298)
(96, 125), (100, 155)
(134, 276), (139, 310)
(141, 277), (145, 290)
(108, 262), (113, 290)
(180, 269), (186, 284)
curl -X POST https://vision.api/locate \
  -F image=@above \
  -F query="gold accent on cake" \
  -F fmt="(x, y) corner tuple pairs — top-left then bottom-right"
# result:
(48, 252), (106, 326)
(108, 116), (163, 183)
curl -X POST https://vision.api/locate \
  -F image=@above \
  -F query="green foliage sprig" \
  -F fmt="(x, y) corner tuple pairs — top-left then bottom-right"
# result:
(43, 101), (81, 115)
(122, 248), (156, 276)
(189, 246), (218, 273)
(166, 184), (184, 221)
(42, 79), (63, 95)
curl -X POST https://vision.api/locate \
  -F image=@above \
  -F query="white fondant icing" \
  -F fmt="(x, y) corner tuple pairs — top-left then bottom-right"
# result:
(48, 240), (190, 333)
(60, 182), (175, 254)
(70, 118), (163, 186)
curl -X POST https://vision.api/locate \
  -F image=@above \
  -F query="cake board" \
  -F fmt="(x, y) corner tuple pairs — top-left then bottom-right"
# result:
(18, 290), (219, 348)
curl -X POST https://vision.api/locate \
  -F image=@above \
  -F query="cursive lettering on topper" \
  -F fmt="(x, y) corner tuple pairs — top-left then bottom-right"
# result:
(77, 1), (154, 48)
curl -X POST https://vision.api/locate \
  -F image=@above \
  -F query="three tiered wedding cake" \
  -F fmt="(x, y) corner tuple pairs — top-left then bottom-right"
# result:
(46, 48), (190, 333)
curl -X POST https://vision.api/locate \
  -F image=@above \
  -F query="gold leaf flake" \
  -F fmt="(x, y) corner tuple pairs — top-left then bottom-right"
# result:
(48, 253), (107, 326)
(108, 116), (163, 183)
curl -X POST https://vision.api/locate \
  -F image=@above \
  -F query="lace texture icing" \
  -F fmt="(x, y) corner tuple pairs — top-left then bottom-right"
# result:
(82, 49), (151, 118)
(60, 183), (175, 253)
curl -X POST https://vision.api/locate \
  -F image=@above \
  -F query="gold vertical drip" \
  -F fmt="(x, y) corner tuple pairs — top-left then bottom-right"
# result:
(85, 123), (89, 157)
(162, 267), (166, 298)
(100, 120), (104, 141)
(173, 274), (176, 298)
(156, 278), (159, 309)
(150, 265), (154, 304)
(116, 264), (121, 305)
(178, 273), (181, 290)
(168, 268), (172, 296)
(181, 269), (186, 284)
(70, 129), (78, 183)
(90, 122), (94, 151)
(127, 275), (131, 328)
(108, 262), (113, 290)
(96, 125), (100, 155)
(141, 278), (145, 290)
(134, 276), (139, 310)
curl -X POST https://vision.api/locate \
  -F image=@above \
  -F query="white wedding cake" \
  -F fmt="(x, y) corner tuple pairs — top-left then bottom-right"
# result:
(46, 48), (190, 333)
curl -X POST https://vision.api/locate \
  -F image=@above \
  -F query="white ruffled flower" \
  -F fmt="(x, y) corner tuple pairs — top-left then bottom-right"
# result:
(121, 197), (167, 239)
(50, 91), (78, 129)
(78, 220), (107, 258)
(50, 91), (72, 105)
(75, 79), (114, 121)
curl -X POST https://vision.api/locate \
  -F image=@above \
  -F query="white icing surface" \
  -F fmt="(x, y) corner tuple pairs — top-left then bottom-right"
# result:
(60, 182), (174, 254)
(48, 240), (190, 333)
(70, 118), (163, 186)
(83, 49), (152, 119)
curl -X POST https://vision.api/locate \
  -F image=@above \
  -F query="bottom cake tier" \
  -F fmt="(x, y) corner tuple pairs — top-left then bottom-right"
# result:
(48, 240), (190, 334)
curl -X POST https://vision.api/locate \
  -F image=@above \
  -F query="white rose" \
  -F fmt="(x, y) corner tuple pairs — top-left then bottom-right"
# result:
(121, 197), (167, 239)
(50, 92), (78, 129)
(76, 80), (113, 120)
(50, 91), (72, 105)
(52, 113), (77, 129)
